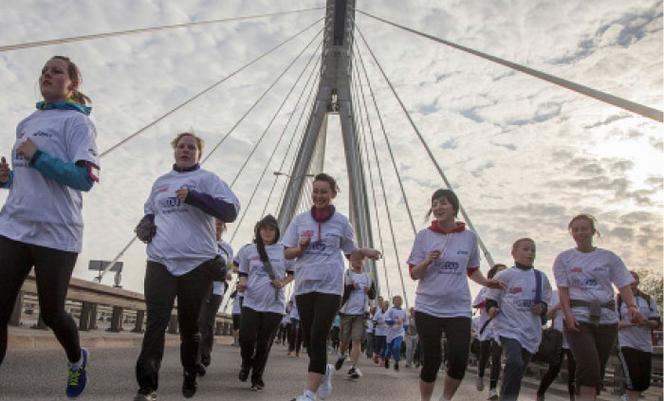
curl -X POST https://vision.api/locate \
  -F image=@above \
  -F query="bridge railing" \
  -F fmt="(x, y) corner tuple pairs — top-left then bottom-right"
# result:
(10, 272), (234, 337)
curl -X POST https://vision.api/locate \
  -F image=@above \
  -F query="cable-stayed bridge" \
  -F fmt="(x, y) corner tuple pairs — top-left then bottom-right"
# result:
(0, 1), (662, 400)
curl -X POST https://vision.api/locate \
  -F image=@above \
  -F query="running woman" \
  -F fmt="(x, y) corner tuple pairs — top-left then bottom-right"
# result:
(283, 173), (381, 401)
(334, 253), (376, 379)
(383, 295), (408, 371)
(0, 56), (99, 399)
(536, 289), (576, 401)
(617, 271), (661, 401)
(553, 214), (645, 401)
(473, 263), (507, 399)
(237, 215), (294, 391)
(196, 219), (233, 376)
(407, 189), (503, 401)
(133, 132), (239, 401)
(485, 238), (552, 401)
(372, 299), (389, 365)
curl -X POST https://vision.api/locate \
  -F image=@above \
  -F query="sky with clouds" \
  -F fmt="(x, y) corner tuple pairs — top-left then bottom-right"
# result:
(0, 0), (661, 307)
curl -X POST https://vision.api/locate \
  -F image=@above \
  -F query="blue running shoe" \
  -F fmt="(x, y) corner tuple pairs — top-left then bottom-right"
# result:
(66, 348), (88, 399)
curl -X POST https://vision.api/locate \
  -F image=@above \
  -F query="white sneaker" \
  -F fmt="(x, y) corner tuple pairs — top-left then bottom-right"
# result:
(488, 388), (498, 400)
(317, 364), (334, 399)
(348, 366), (362, 379)
(476, 375), (484, 391)
(290, 395), (315, 401)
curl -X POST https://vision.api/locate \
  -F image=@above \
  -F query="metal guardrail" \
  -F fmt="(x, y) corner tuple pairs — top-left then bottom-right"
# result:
(10, 272), (234, 336)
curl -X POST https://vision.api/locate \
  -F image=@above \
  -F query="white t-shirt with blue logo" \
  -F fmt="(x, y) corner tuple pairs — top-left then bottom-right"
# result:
(0, 109), (99, 252)
(282, 211), (357, 296)
(553, 248), (633, 325)
(239, 243), (293, 314)
(144, 168), (239, 276)
(407, 228), (480, 319)
(373, 308), (389, 337)
(618, 294), (660, 353)
(212, 240), (234, 296)
(340, 270), (371, 315)
(487, 267), (552, 354)
(385, 307), (409, 343)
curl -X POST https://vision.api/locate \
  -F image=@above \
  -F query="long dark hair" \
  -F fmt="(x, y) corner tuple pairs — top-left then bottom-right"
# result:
(254, 215), (280, 263)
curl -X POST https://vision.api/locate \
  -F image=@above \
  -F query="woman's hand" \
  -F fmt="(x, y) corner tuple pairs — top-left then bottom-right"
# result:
(299, 234), (311, 248)
(0, 157), (10, 183)
(271, 279), (284, 289)
(484, 279), (505, 289)
(175, 187), (189, 202)
(364, 248), (382, 260)
(426, 250), (441, 263)
(16, 139), (38, 160)
(628, 306), (646, 326)
(564, 312), (580, 332)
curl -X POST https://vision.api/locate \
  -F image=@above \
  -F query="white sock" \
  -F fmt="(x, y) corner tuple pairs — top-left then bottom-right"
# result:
(69, 350), (84, 370)
(304, 389), (316, 400)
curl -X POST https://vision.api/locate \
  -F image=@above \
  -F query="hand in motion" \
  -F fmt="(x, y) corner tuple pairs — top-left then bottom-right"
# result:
(16, 138), (38, 160)
(531, 303), (546, 316)
(564, 313), (580, 332)
(175, 187), (189, 202)
(299, 234), (311, 248)
(134, 216), (157, 243)
(427, 250), (441, 263)
(628, 307), (646, 326)
(365, 249), (382, 260)
(271, 279), (284, 289)
(484, 279), (505, 290)
(0, 157), (9, 184)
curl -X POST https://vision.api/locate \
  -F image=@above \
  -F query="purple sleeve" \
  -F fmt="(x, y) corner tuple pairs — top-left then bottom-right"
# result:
(184, 189), (238, 222)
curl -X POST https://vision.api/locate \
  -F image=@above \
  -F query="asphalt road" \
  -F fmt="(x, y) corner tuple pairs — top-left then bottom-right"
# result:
(0, 343), (569, 401)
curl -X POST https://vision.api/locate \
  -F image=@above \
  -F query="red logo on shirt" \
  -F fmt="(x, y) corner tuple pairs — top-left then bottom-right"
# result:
(571, 267), (583, 273)
(509, 287), (523, 294)
(156, 185), (169, 193)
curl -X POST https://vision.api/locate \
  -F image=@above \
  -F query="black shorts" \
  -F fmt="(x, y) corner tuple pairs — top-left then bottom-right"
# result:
(232, 313), (241, 331)
(619, 346), (652, 392)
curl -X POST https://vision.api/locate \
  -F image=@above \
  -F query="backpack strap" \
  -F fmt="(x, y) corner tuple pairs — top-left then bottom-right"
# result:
(534, 269), (543, 304)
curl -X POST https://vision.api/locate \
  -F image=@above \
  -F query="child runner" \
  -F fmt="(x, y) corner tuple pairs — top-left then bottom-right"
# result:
(473, 263), (507, 399)
(617, 271), (661, 401)
(485, 238), (552, 401)
(334, 253), (376, 379)
(288, 297), (303, 357)
(372, 300), (389, 365)
(196, 219), (233, 376)
(536, 289), (576, 401)
(407, 189), (503, 401)
(133, 132), (239, 400)
(283, 173), (381, 401)
(237, 215), (294, 391)
(553, 214), (644, 401)
(404, 307), (418, 368)
(0, 56), (99, 399)
(383, 295), (408, 371)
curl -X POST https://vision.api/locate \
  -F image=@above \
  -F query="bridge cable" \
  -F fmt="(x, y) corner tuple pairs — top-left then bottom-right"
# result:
(357, 10), (662, 123)
(227, 43), (323, 243)
(0, 7), (324, 53)
(98, 21), (323, 281)
(221, 67), (321, 313)
(350, 61), (392, 300)
(356, 26), (496, 267)
(352, 50), (410, 309)
(100, 17), (323, 159)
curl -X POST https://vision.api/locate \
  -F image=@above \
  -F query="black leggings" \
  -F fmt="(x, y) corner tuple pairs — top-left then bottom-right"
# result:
(0, 235), (80, 365)
(478, 339), (502, 388)
(295, 292), (341, 374)
(538, 348), (576, 398)
(239, 307), (282, 381)
(135, 261), (215, 392)
(197, 290), (222, 366)
(415, 312), (471, 382)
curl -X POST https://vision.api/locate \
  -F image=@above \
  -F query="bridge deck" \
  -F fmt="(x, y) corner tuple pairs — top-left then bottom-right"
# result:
(1, 340), (576, 401)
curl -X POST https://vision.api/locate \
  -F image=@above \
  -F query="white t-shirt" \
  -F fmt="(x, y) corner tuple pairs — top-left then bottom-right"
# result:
(407, 225), (480, 319)
(385, 307), (409, 343)
(239, 243), (293, 314)
(212, 240), (234, 296)
(282, 210), (357, 296)
(144, 167), (239, 276)
(0, 109), (99, 252)
(231, 291), (243, 315)
(487, 266), (552, 354)
(366, 317), (374, 334)
(618, 293), (660, 353)
(373, 308), (389, 337)
(553, 248), (633, 325)
(549, 290), (569, 349)
(340, 270), (371, 315)
(472, 287), (495, 342)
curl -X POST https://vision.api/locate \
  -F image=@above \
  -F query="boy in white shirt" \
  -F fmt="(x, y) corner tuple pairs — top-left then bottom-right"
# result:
(383, 295), (409, 371)
(486, 238), (552, 401)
